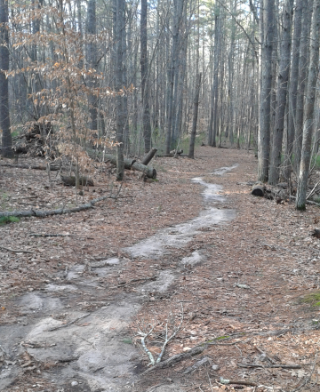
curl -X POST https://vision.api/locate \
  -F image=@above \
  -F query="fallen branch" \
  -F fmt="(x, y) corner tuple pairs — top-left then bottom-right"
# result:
(289, 352), (318, 392)
(138, 303), (184, 366)
(0, 245), (33, 254)
(48, 313), (90, 332)
(141, 344), (208, 375)
(238, 363), (302, 369)
(0, 188), (121, 218)
(219, 378), (257, 387)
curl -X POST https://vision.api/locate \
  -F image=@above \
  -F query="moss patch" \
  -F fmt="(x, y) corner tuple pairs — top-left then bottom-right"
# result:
(300, 291), (320, 307)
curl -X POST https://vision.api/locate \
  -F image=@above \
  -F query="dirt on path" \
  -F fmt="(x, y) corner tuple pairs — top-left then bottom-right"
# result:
(1, 147), (320, 392)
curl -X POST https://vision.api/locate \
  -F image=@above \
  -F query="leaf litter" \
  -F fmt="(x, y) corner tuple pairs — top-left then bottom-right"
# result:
(0, 148), (320, 391)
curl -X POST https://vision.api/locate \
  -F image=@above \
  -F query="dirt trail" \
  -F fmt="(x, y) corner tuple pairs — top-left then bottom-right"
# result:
(1, 148), (320, 392)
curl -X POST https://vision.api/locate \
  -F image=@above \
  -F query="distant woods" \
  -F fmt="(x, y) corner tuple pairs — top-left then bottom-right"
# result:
(0, 0), (319, 209)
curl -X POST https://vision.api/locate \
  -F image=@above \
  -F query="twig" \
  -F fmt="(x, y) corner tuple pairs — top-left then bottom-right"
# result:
(141, 344), (208, 375)
(289, 352), (318, 392)
(0, 245), (33, 254)
(48, 313), (90, 332)
(255, 346), (277, 364)
(238, 363), (302, 369)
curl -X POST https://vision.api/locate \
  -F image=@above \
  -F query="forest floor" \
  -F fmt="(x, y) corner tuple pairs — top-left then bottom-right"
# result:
(1, 147), (320, 392)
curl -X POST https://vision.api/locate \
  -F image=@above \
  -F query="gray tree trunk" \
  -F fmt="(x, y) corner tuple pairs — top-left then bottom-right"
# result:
(165, 0), (184, 154)
(0, 0), (12, 158)
(296, 0), (320, 210)
(87, 0), (98, 132)
(258, 0), (275, 182)
(285, 0), (303, 180)
(189, 73), (202, 159)
(140, 0), (152, 153)
(113, 0), (127, 180)
(269, 0), (294, 185)
(208, 8), (222, 147)
(294, 0), (313, 171)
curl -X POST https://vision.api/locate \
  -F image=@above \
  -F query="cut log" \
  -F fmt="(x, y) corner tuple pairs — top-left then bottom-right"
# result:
(104, 153), (156, 178)
(141, 148), (157, 165)
(60, 175), (94, 186)
(103, 153), (136, 169)
(251, 184), (265, 197)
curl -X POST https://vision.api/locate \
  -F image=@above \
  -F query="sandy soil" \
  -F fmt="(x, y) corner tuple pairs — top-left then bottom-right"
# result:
(1, 147), (320, 392)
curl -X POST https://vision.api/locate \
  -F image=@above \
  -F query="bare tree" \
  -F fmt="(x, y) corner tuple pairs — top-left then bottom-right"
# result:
(269, 0), (294, 185)
(296, 0), (320, 210)
(0, 0), (13, 158)
(258, 0), (275, 182)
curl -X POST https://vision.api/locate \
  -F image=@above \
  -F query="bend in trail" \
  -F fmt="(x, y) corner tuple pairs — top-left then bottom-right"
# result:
(0, 164), (238, 392)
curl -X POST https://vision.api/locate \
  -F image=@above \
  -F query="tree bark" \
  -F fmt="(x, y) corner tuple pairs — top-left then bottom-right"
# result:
(140, 0), (152, 153)
(285, 0), (303, 180)
(294, 0), (313, 171)
(189, 73), (202, 159)
(296, 0), (320, 210)
(258, 0), (274, 182)
(87, 0), (98, 132)
(269, 0), (294, 185)
(0, 0), (13, 158)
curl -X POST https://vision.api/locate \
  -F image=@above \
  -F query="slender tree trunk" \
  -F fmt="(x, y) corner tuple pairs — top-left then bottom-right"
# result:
(189, 72), (202, 159)
(0, 0), (13, 158)
(140, 0), (152, 153)
(258, 0), (274, 182)
(165, 0), (184, 154)
(296, 0), (320, 210)
(208, 8), (222, 147)
(87, 0), (98, 132)
(285, 0), (303, 180)
(269, 0), (294, 185)
(294, 0), (313, 171)
(113, 0), (126, 180)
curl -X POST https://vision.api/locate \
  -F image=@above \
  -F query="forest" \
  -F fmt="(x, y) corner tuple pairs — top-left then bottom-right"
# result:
(1, 0), (320, 391)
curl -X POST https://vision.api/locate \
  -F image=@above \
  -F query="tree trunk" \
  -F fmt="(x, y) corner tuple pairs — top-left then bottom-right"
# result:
(189, 73), (202, 159)
(112, 0), (126, 180)
(285, 0), (303, 180)
(87, 0), (98, 132)
(258, 0), (275, 182)
(0, 0), (13, 158)
(294, 0), (313, 171)
(140, 0), (152, 153)
(269, 0), (294, 185)
(296, 0), (320, 210)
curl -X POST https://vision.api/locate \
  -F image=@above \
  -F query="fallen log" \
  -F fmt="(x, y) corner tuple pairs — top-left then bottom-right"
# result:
(251, 184), (265, 197)
(104, 153), (157, 179)
(0, 193), (119, 219)
(141, 148), (157, 165)
(60, 175), (94, 186)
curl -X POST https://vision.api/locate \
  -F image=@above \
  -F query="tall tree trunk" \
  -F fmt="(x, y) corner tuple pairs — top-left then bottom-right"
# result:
(87, 0), (98, 132)
(113, 0), (126, 180)
(208, 8), (222, 147)
(189, 72), (202, 158)
(285, 0), (303, 180)
(140, 0), (152, 153)
(165, 0), (184, 154)
(258, 0), (275, 182)
(269, 0), (294, 185)
(0, 0), (13, 158)
(294, 0), (313, 171)
(296, 0), (320, 210)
